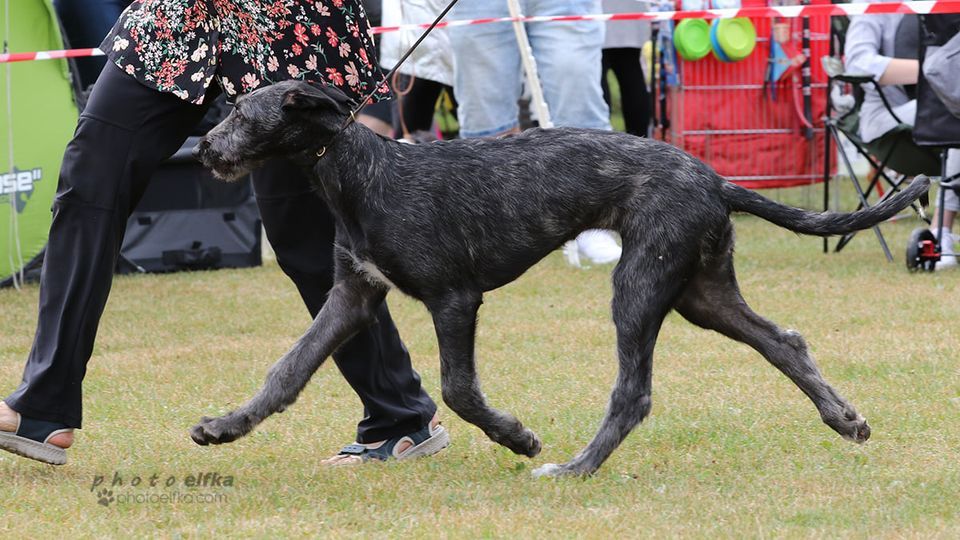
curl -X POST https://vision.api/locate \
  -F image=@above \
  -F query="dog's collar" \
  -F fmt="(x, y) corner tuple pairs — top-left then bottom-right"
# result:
(315, 110), (358, 160)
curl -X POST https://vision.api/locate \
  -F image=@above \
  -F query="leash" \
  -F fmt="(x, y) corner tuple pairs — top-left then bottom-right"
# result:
(317, 0), (461, 158)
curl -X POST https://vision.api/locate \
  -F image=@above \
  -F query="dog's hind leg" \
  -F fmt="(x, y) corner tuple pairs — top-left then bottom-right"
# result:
(673, 231), (870, 445)
(428, 291), (542, 458)
(190, 273), (386, 446)
(533, 247), (689, 478)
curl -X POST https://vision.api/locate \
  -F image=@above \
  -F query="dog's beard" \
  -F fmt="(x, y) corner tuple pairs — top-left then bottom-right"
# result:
(210, 165), (250, 182)
(204, 156), (260, 182)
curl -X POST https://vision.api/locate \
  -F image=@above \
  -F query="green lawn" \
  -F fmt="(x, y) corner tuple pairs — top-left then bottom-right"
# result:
(1, 187), (959, 537)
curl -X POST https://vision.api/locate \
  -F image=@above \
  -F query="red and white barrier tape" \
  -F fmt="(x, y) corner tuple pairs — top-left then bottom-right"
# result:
(374, 0), (960, 33)
(4, 0), (960, 64)
(0, 47), (102, 64)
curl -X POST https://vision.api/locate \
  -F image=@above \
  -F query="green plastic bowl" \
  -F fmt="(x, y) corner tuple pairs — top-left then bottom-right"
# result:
(674, 19), (711, 61)
(713, 18), (757, 62)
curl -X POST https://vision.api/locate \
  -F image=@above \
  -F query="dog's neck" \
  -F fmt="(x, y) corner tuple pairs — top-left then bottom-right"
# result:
(296, 121), (397, 223)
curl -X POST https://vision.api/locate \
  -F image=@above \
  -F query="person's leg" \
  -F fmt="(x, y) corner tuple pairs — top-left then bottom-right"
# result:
(526, 0), (621, 264)
(3, 63), (212, 437)
(606, 47), (650, 137)
(601, 49), (614, 112)
(398, 78), (446, 136)
(251, 159), (437, 445)
(448, 1), (523, 138)
(525, 0), (610, 131)
(932, 149), (959, 269)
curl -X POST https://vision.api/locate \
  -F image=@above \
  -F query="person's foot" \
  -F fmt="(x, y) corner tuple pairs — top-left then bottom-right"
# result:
(572, 229), (622, 266)
(321, 414), (449, 466)
(933, 230), (958, 271)
(0, 401), (74, 465)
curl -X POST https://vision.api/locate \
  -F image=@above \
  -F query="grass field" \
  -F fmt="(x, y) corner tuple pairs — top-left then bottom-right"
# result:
(1, 188), (959, 538)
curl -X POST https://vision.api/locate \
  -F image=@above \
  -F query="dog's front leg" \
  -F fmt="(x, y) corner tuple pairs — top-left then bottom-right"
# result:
(428, 291), (542, 458)
(190, 274), (386, 446)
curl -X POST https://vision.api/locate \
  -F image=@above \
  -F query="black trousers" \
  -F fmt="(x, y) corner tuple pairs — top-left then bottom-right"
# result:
(396, 77), (456, 135)
(5, 63), (435, 443)
(601, 47), (651, 138)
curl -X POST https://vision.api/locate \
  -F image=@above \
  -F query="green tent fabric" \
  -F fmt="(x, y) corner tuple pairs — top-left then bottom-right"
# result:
(0, 0), (78, 286)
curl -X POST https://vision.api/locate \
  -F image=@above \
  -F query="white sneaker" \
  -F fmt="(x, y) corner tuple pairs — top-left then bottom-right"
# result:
(572, 229), (622, 266)
(933, 229), (958, 271)
(562, 240), (583, 267)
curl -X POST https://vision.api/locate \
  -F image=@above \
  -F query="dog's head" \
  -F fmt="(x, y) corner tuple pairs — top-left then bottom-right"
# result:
(195, 80), (355, 181)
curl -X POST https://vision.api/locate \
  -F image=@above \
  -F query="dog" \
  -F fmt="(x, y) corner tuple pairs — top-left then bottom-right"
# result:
(190, 80), (928, 477)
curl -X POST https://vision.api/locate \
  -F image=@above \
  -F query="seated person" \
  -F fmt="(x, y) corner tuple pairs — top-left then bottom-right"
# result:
(846, 10), (959, 269)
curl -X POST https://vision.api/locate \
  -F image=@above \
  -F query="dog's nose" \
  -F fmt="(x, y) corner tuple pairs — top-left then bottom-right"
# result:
(192, 139), (210, 161)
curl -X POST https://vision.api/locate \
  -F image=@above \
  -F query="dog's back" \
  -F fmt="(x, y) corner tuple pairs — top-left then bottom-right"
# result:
(351, 128), (728, 293)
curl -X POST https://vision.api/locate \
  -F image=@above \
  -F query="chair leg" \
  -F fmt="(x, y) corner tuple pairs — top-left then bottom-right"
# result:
(833, 167), (887, 252)
(829, 128), (893, 261)
(823, 120), (833, 254)
(833, 179), (905, 251)
(847, 139), (903, 209)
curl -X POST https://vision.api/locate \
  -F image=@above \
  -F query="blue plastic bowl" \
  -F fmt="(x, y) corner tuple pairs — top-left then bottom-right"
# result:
(710, 20), (733, 62)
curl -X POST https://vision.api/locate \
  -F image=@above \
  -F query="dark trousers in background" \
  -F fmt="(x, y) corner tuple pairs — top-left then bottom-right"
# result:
(396, 77), (456, 136)
(5, 63), (435, 443)
(53, 0), (133, 89)
(601, 47), (651, 138)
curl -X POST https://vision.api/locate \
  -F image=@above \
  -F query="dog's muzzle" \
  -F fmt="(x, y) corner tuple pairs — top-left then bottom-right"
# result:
(192, 139), (210, 161)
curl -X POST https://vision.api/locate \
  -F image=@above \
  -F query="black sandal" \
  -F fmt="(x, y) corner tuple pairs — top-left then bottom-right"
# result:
(0, 410), (71, 465)
(333, 422), (449, 463)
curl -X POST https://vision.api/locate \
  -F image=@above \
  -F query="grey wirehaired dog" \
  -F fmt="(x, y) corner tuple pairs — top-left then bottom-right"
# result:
(191, 80), (927, 477)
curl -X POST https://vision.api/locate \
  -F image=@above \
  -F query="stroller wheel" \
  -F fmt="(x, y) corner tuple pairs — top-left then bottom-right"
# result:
(906, 227), (938, 272)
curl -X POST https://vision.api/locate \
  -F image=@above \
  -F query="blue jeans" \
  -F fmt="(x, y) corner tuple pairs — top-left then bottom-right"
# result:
(449, 0), (611, 137)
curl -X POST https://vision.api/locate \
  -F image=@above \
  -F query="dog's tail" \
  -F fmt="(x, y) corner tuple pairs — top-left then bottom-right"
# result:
(721, 175), (929, 236)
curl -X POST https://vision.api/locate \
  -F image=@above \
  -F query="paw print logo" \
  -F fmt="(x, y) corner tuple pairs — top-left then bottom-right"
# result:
(96, 489), (114, 507)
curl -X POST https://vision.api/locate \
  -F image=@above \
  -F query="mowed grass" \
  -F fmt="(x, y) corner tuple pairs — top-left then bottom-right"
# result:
(1, 189), (959, 537)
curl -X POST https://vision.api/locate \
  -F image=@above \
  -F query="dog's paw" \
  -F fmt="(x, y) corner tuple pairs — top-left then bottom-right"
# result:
(824, 407), (871, 444)
(190, 412), (255, 446)
(531, 461), (592, 478)
(532, 463), (563, 478)
(504, 428), (542, 458)
(841, 414), (871, 444)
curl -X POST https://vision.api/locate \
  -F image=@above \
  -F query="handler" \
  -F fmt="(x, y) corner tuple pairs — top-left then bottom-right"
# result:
(0, 0), (446, 465)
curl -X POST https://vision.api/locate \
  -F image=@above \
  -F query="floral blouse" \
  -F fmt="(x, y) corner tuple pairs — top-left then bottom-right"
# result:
(102, 0), (390, 105)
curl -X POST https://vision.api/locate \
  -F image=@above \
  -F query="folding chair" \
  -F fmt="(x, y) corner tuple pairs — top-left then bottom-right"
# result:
(905, 14), (960, 271)
(820, 15), (935, 261)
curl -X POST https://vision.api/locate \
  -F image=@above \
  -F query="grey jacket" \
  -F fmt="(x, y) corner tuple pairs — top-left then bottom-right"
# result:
(844, 9), (913, 143)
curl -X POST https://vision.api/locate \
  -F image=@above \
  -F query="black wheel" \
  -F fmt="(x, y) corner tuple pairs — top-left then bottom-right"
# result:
(906, 227), (937, 272)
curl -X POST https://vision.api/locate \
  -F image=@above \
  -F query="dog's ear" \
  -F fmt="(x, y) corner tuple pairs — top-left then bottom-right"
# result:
(281, 83), (355, 115)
